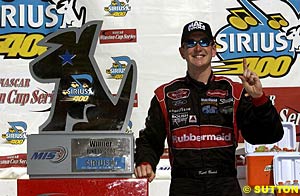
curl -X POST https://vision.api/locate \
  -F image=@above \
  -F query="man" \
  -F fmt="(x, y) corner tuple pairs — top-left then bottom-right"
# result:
(134, 20), (284, 196)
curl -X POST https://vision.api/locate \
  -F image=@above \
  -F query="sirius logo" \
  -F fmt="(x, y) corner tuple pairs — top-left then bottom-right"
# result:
(2, 121), (27, 145)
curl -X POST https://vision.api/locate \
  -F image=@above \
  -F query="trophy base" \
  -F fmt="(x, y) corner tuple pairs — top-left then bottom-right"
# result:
(27, 133), (134, 179)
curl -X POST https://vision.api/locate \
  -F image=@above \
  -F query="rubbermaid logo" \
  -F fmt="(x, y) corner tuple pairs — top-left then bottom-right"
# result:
(173, 133), (232, 143)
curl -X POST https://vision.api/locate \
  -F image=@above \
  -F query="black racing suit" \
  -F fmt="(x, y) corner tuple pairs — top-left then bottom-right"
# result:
(135, 72), (284, 196)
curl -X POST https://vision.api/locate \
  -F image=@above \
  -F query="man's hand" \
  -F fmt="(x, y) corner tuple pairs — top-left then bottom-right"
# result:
(239, 58), (263, 98)
(134, 163), (156, 182)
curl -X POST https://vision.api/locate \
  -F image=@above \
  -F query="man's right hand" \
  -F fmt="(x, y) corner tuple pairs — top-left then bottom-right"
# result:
(134, 163), (156, 182)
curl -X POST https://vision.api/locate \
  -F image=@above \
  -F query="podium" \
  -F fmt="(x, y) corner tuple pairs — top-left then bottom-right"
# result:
(18, 178), (148, 196)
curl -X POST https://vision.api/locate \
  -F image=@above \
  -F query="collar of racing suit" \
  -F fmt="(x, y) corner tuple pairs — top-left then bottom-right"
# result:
(185, 71), (215, 85)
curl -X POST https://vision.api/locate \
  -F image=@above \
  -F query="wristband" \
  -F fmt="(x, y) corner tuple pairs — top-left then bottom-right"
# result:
(252, 92), (268, 107)
(139, 162), (150, 166)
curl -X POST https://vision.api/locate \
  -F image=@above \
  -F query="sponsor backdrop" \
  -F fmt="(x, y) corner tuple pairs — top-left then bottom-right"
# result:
(0, 0), (300, 177)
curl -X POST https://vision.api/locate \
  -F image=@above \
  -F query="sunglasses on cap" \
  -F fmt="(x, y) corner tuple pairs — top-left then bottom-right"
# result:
(183, 38), (212, 48)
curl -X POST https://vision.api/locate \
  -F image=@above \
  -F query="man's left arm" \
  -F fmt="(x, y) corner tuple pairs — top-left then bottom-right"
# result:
(237, 58), (284, 144)
(237, 92), (284, 144)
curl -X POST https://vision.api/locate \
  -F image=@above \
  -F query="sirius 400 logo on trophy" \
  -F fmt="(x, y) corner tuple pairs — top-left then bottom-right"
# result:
(27, 20), (137, 178)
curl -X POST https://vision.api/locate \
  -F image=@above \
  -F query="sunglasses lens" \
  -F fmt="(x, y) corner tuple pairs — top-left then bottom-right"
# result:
(199, 38), (210, 47)
(186, 40), (197, 48)
(185, 38), (211, 48)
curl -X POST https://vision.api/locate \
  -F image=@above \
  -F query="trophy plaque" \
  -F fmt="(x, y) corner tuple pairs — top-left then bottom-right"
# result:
(27, 20), (137, 178)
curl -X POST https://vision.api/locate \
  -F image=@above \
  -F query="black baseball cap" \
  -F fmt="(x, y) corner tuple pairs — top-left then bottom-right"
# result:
(181, 20), (213, 44)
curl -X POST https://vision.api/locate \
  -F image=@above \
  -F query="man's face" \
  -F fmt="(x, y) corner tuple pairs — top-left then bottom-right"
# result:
(179, 31), (216, 71)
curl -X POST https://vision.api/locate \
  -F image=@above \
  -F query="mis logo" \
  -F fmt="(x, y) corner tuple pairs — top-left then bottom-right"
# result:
(31, 146), (68, 163)
(214, 0), (300, 78)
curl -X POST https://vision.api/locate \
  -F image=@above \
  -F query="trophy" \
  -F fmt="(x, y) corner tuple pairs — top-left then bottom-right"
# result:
(26, 20), (137, 178)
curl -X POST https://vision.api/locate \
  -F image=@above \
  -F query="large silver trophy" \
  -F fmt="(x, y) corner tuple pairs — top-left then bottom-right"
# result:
(27, 20), (137, 178)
